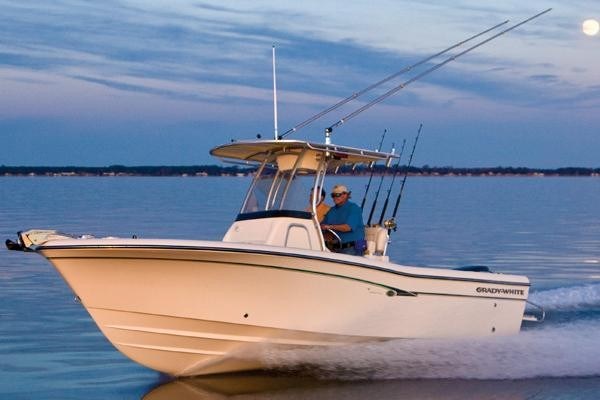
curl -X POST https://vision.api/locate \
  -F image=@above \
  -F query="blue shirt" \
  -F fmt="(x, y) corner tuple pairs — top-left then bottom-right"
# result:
(322, 200), (365, 244)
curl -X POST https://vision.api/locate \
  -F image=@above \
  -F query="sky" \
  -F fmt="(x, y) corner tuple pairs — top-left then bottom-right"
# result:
(0, 0), (598, 168)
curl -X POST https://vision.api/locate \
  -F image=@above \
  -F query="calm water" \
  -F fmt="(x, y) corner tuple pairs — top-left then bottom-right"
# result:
(1, 176), (599, 399)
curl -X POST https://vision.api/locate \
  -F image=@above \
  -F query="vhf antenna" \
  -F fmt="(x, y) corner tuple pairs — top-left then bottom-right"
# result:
(272, 45), (279, 140)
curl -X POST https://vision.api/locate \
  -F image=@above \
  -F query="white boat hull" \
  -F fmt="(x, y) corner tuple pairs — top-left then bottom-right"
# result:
(32, 238), (529, 376)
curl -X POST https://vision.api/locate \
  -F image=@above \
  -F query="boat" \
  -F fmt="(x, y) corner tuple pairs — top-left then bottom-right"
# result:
(5, 10), (550, 377)
(5, 139), (544, 377)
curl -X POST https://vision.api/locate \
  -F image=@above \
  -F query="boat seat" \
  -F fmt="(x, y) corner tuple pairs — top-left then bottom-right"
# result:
(364, 226), (389, 261)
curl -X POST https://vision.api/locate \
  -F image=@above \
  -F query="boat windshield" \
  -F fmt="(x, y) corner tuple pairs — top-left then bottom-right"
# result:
(241, 167), (311, 214)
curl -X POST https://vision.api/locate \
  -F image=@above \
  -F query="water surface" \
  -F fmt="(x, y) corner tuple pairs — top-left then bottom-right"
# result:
(1, 176), (599, 399)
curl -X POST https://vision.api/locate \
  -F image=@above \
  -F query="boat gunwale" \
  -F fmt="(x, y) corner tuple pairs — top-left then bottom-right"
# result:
(34, 240), (530, 288)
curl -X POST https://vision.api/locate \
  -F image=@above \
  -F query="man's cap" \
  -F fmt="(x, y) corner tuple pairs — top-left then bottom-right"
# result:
(331, 184), (349, 194)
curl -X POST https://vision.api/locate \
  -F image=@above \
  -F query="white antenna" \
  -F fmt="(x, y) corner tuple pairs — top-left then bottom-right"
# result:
(272, 45), (279, 140)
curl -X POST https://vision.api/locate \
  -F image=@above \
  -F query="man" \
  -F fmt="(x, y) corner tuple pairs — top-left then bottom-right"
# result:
(320, 184), (365, 255)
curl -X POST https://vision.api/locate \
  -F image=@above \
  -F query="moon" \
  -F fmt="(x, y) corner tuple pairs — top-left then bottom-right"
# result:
(582, 19), (599, 36)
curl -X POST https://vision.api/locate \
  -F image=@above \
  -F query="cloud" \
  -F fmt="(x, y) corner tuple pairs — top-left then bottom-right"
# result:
(530, 74), (560, 83)
(0, 0), (598, 126)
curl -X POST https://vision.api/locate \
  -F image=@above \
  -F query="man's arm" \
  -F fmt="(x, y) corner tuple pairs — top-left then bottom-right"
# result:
(321, 223), (351, 232)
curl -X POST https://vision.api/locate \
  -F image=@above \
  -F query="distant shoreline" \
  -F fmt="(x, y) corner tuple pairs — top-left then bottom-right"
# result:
(1, 165), (599, 177)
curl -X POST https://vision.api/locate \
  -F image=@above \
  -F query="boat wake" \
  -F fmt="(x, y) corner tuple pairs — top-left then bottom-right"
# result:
(529, 283), (600, 311)
(259, 284), (600, 380)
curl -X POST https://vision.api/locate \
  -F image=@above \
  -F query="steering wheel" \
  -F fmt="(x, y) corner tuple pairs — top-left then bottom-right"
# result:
(322, 228), (342, 251)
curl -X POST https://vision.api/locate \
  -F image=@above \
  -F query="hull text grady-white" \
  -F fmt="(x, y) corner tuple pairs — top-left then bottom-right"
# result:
(6, 10), (550, 377)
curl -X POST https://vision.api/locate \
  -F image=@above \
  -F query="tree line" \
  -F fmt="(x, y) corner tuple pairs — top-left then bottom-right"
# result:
(2, 164), (599, 177)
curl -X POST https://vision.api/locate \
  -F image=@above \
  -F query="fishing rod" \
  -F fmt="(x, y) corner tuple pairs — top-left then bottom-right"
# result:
(360, 128), (387, 210)
(278, 19), (510, 139)
(366, 141), (405, 226)
(327, 8), (552, 133)
(377, 135), (410, 226)
(385, 124), (422, 231)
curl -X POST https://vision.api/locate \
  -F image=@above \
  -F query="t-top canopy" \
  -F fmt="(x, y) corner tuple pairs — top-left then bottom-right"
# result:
(210, 140), (397, 169)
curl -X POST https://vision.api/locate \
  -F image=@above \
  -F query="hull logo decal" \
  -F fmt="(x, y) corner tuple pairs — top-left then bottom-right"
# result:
(476, 287), (525, 296)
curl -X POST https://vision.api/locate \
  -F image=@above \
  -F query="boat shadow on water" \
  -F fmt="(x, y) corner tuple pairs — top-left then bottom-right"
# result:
(143, 371), (600, 400)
